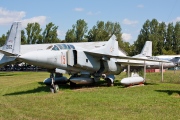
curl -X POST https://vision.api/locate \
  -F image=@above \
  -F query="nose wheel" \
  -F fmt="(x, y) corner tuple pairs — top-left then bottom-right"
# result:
(50, 73), (59, 93)
(50, 84), (59, 93)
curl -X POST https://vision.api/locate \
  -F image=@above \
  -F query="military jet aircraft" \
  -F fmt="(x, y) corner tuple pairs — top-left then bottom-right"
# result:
(0, 22), (21, 67)
(17, 34), (172, 93)
(156, 55), (180, 68)
(0, 22), (175, 93)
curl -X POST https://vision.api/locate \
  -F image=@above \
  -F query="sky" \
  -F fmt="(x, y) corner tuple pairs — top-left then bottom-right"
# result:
(0, 0), (179, 44)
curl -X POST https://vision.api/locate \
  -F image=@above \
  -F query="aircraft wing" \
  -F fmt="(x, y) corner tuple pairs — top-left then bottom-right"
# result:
(84, 51), (171, 64)
(83, 34), (171, 64)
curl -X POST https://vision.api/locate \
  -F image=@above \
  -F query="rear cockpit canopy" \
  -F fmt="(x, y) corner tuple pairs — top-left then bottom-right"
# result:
(46, 44), (75, 51)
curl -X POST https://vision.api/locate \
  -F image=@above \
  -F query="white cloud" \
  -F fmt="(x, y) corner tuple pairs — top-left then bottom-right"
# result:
(122, 33), (132, 42)
(57, 30), (66, 40)
(123, 18), (138, 26)
(87, 11), (101, 15)
(174, 17), (180, 22)
(21, 16), (47, 28)
(137, 4), (144, 8)
(87, 11), (93, 15)
(0, 7), (47, 28)
(74, 8), (84, 12)
(165, 17), (180, 25)
(0, 7), (26, 25)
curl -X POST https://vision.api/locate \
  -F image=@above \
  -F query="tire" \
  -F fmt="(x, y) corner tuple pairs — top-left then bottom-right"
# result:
(54, 84), (59, 93)
(106, 78), (114, 87)
(50, 86), (55, 93)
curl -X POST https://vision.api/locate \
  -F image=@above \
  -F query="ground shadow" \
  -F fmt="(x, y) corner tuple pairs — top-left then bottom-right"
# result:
(4, 79), (149, 95)
(3, 81), (108, 95)
(3, 82), (69, 96)
(144, 82), (159, 85)
(0, 72), (18, 76)
(155, 90), (180, 95)
(3, 84), (49, 96)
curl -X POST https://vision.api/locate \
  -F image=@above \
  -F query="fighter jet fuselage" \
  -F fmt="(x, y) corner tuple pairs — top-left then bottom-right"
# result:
(19, 48), (122, 75)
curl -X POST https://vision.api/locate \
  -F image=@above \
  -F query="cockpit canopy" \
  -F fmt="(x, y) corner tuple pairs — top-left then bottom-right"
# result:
(46, 44), (75, 51)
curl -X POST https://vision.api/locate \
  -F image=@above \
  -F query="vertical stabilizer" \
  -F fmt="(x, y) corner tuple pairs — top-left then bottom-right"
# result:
(2, 22), (21, 55)
(90, 34), (119, 56)
(133, 41), (152, 57)
(140, 41), (152, 57)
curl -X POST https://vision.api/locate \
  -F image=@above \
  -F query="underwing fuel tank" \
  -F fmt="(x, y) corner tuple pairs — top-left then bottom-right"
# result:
(120, 74), (144, 86)
(43, 76), (68, 85)
(69, 72), (94, 84)
(69, 77), (94, 84)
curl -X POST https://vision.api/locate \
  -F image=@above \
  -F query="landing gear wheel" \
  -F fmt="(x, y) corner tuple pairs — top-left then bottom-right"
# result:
(50, 86), (55, 93)
(50, 84), (59, 93)
(54, 84), (59, 93)
(107, 79), (114, 87)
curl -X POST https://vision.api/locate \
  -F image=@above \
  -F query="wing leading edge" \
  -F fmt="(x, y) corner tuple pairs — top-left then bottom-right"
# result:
(84, 35), (171, 64)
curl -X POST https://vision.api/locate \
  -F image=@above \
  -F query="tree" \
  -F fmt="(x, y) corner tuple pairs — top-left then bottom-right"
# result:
(165, 22), (174, 51)
(134, 19), (169, 56)
(0, 34), (6, 47)
(162, 48), (175, 55)
(157, 22), (166, 55)
(42, 22), (60, 43)
(122, 42), (131, 55)
(112, 22), (123, 49)
(134, 19), (151, 55)
(86, 26), (98, 42)
(86, 21), (109, 42)
(74, 19), (88, 42)
(65, 19), (88, 42)
(0, 31), (10, 47)
(173, 21), (180, 54)
(21, 30), (27, 44)
(149, 19), (159, 55)
(87, 21), (122, 43)
(65, 26), (76, 43)
(25, 22), (42, 44)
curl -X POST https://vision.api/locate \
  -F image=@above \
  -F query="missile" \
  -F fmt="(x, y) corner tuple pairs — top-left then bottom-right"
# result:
(120, 76), (144, 86)
(43, 76), (68, 85)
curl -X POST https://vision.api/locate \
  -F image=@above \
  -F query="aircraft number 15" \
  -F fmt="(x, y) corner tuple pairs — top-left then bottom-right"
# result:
(61, 53), (66, 64)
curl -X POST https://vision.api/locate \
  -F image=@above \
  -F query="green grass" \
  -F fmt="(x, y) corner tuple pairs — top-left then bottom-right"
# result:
(0, 71), (180, 120)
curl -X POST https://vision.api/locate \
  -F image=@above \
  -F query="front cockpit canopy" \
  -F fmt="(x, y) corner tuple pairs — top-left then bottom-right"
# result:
(46, 44), (75, 51)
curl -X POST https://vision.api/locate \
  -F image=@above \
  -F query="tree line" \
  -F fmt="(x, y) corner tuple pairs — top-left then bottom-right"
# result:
(0, 19), (179, 56)
(134, 19), (180, 56)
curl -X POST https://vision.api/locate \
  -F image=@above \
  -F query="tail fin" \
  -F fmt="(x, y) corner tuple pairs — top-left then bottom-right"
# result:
(140, 41), (152, 57)
(1, 22), (21, 56)
(89, 34), (119, 56)
(133, 41), (152, 57)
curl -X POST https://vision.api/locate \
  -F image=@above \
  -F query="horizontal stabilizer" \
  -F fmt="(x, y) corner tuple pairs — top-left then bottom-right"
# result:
(0, 50), (18, 56)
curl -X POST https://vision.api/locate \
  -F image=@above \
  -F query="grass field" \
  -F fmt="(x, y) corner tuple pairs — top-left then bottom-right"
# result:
(0, 71), (179, 120)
